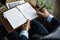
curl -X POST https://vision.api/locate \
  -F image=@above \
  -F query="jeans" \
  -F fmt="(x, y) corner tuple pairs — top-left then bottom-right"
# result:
(0, 20), (49, 40)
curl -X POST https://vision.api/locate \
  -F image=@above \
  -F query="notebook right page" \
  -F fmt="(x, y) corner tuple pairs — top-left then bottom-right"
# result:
(17, 2), (38, 20)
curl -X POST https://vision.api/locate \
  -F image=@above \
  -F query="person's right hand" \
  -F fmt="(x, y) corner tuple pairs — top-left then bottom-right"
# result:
(37, 8), (50, 19)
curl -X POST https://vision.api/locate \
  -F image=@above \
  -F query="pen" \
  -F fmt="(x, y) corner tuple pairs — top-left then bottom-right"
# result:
(38, 5), (45, 11)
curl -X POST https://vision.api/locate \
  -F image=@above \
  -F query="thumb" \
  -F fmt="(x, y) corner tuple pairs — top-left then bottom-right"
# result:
(26, 19), (30, 30)
(26, 19), (30, 27)
(27, 19), (30, 24)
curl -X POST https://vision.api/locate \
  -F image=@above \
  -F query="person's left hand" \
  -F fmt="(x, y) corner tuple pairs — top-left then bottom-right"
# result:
(21, 19), (30, 31)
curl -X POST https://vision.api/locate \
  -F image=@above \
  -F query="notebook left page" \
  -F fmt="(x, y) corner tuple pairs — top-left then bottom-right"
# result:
(3, 8), (27, 29)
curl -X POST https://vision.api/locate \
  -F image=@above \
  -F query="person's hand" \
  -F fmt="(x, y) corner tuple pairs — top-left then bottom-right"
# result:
(37, 8), (50, 19)
(21, 19), (30, 31)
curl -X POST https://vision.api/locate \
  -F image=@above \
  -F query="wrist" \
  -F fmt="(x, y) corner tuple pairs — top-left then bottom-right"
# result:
(45, 14), (50, 19)
(22, 29), (29, 32)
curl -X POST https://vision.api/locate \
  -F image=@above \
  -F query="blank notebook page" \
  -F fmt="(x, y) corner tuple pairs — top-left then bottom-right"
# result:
(17, 2), (38, 20)
(3, 8), (27, 29)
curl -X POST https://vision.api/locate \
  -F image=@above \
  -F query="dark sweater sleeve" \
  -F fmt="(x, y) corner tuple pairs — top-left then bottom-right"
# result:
(48, 17), (60, 31)
(49, 17), (60, 27)
(20, 35), (28, 40)
(46, 15), (60, 31)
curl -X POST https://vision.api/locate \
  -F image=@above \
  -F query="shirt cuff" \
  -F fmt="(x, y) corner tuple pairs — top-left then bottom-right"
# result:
(47, 15), (54, 23)
(20, 30), (29, 38)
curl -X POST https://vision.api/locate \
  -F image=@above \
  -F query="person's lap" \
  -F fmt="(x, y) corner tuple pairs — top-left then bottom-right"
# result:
(0, 20), (49, 40)
(29, 20), (49, 38)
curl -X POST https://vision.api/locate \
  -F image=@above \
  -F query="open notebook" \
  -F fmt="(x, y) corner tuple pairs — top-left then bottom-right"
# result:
(3, 2), (38, 29)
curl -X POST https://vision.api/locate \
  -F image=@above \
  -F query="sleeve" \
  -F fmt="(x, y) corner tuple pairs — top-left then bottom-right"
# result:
(47, 15), (60, 26)
(20, 30), (29, 38)
(20, 35), (28, 40)
(47, 15), (54, 23)
(19, 30), (29, 40)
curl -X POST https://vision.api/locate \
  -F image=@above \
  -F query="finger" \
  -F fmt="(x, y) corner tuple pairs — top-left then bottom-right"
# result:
(25, 19), (30, 30)
(26, 20), (30, 28)
(42, 8), (48, 13)
(27, 19), (30, 26)
(36, 10), (39, 14)
(38, 11), (43, 16)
